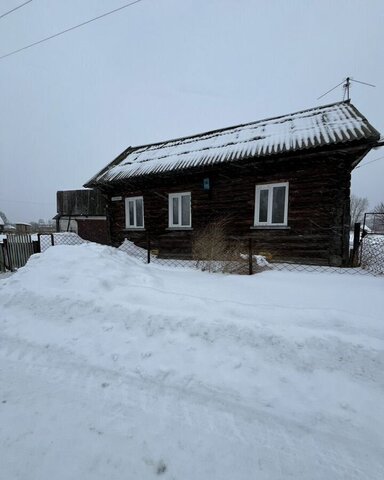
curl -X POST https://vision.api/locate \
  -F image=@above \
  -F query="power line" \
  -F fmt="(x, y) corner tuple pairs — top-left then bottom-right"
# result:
(0, 0), (32, 20)
(0, 0), (144, 61)
(355, 155), (384, 169)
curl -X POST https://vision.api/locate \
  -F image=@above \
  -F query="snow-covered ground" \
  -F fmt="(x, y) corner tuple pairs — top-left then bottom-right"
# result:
(0, 243), (383, 479)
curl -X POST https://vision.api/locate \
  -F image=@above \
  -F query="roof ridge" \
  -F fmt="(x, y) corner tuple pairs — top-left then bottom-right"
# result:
(84, 99), (381, 187)
(127, 100), (351, 152)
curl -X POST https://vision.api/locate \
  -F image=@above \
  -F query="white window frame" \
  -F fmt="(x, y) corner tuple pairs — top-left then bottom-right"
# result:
(254, 182), (289, 226)
(125, 196), (145, 229)
(168, 192), (192, 228)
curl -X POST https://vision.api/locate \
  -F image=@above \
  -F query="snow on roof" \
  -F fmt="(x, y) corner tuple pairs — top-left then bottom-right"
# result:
(86, 101), (380, 185)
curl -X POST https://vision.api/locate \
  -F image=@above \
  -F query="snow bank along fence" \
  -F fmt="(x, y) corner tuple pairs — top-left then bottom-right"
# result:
(1, 226), (383, 277)
(119, 228), (384, 277)
(0, 235), (36, 271)
(0, 233), (86, 271)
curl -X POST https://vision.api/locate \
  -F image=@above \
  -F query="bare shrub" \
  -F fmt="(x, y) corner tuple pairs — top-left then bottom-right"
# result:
(373, 202), (384, 232)
(350, 194), (369, 228)
(192, 219), (247, 273)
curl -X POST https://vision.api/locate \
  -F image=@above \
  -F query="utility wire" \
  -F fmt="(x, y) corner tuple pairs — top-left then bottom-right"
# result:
(0, 0), (144, 61)
(355, 155), (384, 169)
(0, 0), (32, 20)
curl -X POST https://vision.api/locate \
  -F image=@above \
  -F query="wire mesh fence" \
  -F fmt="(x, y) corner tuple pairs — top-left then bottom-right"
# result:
(360, 234), (384, 276)
(360, 212), (384, 276)
(38, 232), (88, 252)
(1, 225), (383, 277)
(38, 234), (55, 253)
(116, 233), (384, 277)
(0, 233), (88, 272)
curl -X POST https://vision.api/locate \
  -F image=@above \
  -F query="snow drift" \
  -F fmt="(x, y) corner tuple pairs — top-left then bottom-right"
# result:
(0, 243), (383, 479)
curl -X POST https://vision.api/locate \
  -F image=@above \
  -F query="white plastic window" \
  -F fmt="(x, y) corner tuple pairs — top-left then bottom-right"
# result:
(254, 183), (289, 226)
(125, 196), (144, 228)
(168, 192), (191, 228)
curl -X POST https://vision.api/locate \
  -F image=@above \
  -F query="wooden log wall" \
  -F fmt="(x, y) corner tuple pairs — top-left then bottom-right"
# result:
(57, 189), (107, 217)
(76, 219), (109, 245)
(100, 147), (366, 266)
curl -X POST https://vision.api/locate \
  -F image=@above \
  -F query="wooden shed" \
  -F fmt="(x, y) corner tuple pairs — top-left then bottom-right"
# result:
(85, 101), (381, 266)
(55, 189), (109, 244)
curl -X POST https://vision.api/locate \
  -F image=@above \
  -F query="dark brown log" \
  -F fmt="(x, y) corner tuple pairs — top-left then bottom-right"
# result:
(98, 148), (367, 266)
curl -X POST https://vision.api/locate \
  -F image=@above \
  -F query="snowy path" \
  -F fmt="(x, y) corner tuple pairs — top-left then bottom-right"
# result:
(0, 244), (383, 479)
(2, 329), (381, 480)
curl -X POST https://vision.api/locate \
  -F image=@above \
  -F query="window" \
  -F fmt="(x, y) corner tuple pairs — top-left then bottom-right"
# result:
(168, 192), (191, 228)
(254, 182), (289, 226)
(125, 196), (144, 228)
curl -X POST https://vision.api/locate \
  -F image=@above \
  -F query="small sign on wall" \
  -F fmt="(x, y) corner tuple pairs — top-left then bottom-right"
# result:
(111, 196), (122, 202)
(203, 177), (210, 190)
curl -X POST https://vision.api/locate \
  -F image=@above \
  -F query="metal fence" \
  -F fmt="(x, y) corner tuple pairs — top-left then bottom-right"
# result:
(0, 233), (87, 272)
(360, 213), (384, 276)
(38, 232), (87, 252)
(117, 234), (384, 277)
(1, 226), (383, 277)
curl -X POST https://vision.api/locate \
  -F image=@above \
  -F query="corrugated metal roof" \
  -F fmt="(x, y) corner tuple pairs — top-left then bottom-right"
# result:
(86, 101), (380, 185)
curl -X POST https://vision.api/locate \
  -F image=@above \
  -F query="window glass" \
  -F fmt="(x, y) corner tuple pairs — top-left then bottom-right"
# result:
(172, 197), (179, 226)
(272, 186), (286, 223)
(128, 201), (135, 226)
(125, 196), (144, 228)
(181, 194), (191, 226)
(136, 198), (144, 227)
(259, 189), (269, 222)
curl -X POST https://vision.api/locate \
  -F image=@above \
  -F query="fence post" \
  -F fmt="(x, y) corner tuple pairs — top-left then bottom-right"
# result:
(0, 243), (6, 272)
(350, 222), (360, 266)
(33, 240), (40, 254)
(51, 233), (55, 246)
(3, 239), (13, 271)
(147, 233), (151, 264)
(248, 237), (253, 275)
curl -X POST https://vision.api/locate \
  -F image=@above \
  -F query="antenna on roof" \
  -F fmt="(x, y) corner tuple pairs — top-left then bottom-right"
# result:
(317, 77), (376, 101)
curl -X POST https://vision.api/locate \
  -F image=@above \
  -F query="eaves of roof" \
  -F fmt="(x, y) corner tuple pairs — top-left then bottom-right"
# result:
(84, 100), (380, 187)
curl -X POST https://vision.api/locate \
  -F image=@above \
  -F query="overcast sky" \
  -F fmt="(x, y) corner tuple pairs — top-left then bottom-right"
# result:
(0, 0), (383, 223)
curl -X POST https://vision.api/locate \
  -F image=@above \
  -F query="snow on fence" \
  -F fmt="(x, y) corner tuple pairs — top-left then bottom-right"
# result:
(0, 233), (87, 271)
(1, 234), (35, 270)
(360, 212), (384, 276)
(117, 237), (383, 277)
(360, 234), (384, 276)
(1, 231), (383, 277)
(38, 232), (88, 252)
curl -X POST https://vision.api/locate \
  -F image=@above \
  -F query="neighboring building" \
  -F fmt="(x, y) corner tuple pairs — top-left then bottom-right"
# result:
(0, 217), (4, 233)
(3, 224), (16, 233)
(84, 101), (381, 266)
(55, 189), (109, 244)
(15, 223), (32, 234)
